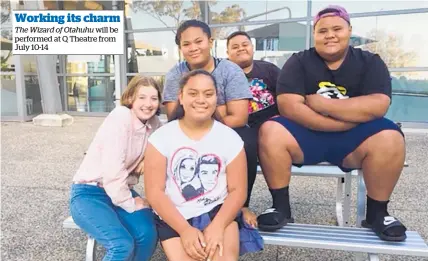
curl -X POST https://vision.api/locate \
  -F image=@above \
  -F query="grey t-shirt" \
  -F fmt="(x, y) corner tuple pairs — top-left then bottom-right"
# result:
(162, 58), (253, 105)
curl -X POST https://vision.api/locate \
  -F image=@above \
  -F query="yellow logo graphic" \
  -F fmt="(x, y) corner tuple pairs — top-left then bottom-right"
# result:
(318, 81), (347, 95)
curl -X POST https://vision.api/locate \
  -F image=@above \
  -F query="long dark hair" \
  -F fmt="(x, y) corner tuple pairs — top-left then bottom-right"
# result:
(169, 69), (217, 122)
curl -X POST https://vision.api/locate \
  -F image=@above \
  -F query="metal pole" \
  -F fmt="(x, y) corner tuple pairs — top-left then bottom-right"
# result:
(24, 0), (62, 114)
(112, 0), (125, 107)
(306, 0), (312, 49)
(241, 6), (292, 22)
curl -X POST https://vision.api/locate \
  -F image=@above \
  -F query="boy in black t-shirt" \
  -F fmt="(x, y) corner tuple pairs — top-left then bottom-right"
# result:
(227, 31), (281, 228)
(227, 31), (280, 128)
(256, 5), (407, 242)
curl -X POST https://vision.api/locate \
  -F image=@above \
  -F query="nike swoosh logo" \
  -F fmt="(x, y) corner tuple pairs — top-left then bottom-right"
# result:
(262, 208), (277, 214)
(384, 217), (397, 226)
(384, 220), (395, 225)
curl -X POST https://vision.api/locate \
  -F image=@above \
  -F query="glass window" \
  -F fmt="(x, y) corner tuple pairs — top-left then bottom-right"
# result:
(126, 31), (179, 73)
(42, 0), (59, 10)
(387, 95), (428, 123)
(266, 1), (306, 20)
(311, 1), (428, 15)
(24, 75), (43, 116)
(209, 1), (307, 24)
(66, 55), (115, 74)
(1, 74), (17, 116)
(57, 76), (66, 111)
(215, 22), (307, 68)
(1, 0), (21, 28)
(391, 71), (428, 95)
(66, 76), (115, 112)
(60, 0), (105, 10)
(387, 71), (428, 122)
(310, 13), (428, 68)
(126, 1), (205, 30)
(21, 55), (37, 74)
(1, 29), (14, 72)
(354, 13), (428, 68)
(21, 55), (61, 74)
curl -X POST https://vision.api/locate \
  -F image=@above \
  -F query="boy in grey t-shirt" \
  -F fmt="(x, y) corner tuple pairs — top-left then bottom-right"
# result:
(162, 19), (259, 228)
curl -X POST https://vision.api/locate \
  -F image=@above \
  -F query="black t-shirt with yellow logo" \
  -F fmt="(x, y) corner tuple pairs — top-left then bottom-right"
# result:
(276, 46), (391, 100)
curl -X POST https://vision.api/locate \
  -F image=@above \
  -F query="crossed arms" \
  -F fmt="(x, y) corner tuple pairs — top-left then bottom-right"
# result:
(279, 93), (391, 132)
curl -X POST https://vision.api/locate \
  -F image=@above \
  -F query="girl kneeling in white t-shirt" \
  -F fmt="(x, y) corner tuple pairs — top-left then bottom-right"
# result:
(144, 69), (263, 261)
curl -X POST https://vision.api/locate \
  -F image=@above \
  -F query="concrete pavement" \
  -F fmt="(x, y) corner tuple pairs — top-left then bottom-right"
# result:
(1, 117), (427, 261)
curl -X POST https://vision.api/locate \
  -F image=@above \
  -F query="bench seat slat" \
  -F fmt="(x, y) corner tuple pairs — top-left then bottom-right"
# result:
(257, 162), (408, 177)
(261, 231), (426, 246)
(265, 229), (425, 244)
(273, 223), (420, 236)
(257, 165), (349, 177)
(261, 234), (428, 251)
(260, 224), (428, 257)
(63, 216), (79, 229)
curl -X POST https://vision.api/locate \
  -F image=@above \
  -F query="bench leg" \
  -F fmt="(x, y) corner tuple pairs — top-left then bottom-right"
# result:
(368, 253), (380, 261)
(335, 177), (344, 227)
(335, 172), (352, 227)
(356, 170), (366, 228)
(86, 236), (96, 261)
(343, 171), (352, 227)
(354, 253), (367, 261)
(354, 253), (379, 261)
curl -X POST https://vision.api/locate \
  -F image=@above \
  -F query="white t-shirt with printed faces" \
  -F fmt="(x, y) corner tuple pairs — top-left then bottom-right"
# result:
(148, 120), (244, 220)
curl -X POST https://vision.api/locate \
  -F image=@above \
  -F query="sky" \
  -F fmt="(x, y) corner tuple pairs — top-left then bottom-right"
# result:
(127, 0), (428, 70)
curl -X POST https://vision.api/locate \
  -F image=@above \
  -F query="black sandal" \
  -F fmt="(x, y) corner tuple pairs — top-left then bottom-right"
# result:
(362, 216), (407, 242)
(257, 208), (294, 232)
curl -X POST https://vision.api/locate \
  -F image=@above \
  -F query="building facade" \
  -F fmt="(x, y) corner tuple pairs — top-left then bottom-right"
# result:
(1, 0), (428, 123)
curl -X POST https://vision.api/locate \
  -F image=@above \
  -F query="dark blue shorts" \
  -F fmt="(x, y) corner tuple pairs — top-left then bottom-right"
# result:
(269, 116), (404, 172)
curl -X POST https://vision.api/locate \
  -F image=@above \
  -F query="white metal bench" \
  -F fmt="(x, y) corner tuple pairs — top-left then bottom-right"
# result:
(63, 215), (428, 261)
(63, 216), (97, 261)
(258, 163), (354, 227)
(260, 223), (428, 261)
(64, 163), (424, 261)
(257, 161), (408, 228)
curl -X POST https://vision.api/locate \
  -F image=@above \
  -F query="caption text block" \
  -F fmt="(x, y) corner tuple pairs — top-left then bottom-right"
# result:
(12, 10), (124, 55)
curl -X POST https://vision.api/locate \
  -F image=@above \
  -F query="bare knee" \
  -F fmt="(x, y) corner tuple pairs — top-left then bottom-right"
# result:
(258, 120), (303, 162)
(259, 121), (291, 148)
(216, 255), (238, 261)
(214, 222), (239, 261)
(162, 238), (196, 261)
(215, 251), (239, 261)
(369, 130), (405, 154)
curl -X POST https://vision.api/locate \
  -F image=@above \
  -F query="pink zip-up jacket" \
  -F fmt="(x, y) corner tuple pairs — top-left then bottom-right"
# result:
(73, 106), (162, 213)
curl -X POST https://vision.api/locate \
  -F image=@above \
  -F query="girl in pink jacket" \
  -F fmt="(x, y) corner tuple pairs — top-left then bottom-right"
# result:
(70, 75), (162, 261)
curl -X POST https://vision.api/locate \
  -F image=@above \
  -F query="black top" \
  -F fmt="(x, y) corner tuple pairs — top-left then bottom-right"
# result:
(246, 60), (280, 127)
(276, 46), (391, 99)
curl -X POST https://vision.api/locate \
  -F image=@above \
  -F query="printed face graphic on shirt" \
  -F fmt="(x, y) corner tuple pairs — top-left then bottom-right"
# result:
(197, 155), (220, 191)
(171, 148), (221, 201)
(172, 148), (198, 184)
(179, 158), (197, 183)
(248, 78), (275, 113)
(316, 81), (349, 99)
